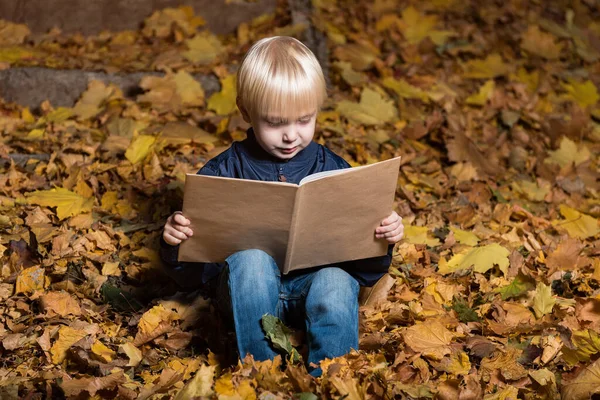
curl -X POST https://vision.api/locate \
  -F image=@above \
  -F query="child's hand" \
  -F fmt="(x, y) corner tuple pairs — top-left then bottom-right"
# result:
(375, 211), (404, 244)
(163, 212), (194, 246)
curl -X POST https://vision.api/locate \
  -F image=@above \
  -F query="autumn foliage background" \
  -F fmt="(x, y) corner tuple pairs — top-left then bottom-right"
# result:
(0, 0), (599, 398)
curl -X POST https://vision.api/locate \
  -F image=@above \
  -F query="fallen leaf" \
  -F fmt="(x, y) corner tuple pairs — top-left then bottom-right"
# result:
(444, 244), (510, 275)
(15, 266), (48, 294)
(60, 371), (126, 398)
(336, 87), (398, 126)
(553, 205), (600, 239)
(91, 340), (116, 363)
(450, 226), (479, 246)
(208, 74), (237, 115)
(532, 282), (556, 319)
(183, 32), (224, 64)
(23, 188), (94, 220)
(174, 364), (216, 399)
(40, 291), (81, 317)
(462, 54), (513, 79)
(403, 320), (455, 359)
(561, 79), (599, 108)
(50, 326), (88, 364)
(119, 342), (143, 367)
(0, 20), (31, 45)
(125, 135), (156, 165)
(561, 358), (600, 400)
(465, 80), (495, 106)
(544, 137), (591, 168)
(403, 225), (441, 246)
(383, 77), (430, 102)
(521, 25), (563, 59)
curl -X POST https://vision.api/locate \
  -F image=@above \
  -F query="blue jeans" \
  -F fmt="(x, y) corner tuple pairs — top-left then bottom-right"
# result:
(216, 249), (359, 376)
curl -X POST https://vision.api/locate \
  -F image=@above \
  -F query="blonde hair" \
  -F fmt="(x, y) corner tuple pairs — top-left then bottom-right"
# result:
(236, 36), (327, 120)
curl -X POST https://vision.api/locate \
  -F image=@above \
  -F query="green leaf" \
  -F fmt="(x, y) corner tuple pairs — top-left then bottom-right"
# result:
(261, 314), (302, 363)
(495, 274), (535, 300)
(451, 297), (480, 323)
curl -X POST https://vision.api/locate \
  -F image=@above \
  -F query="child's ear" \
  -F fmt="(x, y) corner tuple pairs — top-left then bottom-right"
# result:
(236, 97), (251, 123)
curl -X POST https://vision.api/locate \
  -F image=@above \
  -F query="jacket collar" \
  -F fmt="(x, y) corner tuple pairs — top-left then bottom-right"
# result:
(240, 127), (318, 164)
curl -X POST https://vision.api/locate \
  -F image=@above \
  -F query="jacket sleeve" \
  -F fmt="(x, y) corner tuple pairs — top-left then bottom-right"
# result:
(158, 163), (224, 288)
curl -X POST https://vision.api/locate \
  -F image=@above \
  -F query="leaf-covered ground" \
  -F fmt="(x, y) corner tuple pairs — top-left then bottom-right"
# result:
(1, 0), (600, 398)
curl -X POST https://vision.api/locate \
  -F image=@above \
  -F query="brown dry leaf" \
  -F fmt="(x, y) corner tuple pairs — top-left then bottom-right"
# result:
(546, 238), (585, 273)
(403, 320), (455, 360)
(138, 304), (179, 335)
(60, 371), (126, 398)
(161, 122), (218, 145)
(521, 25), (563, 59)
(40, 291), (81, 317)
(0, 20), (31, 45)
(561, 358), (600, 400)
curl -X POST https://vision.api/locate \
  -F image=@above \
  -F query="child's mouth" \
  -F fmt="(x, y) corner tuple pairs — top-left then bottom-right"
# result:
(280, 147), (297, 154)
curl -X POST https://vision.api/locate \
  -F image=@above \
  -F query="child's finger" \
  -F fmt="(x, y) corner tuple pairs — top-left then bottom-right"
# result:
(173, 213), (190, 225)
(166, 228), (189, 241)
(174, 225), (194, 236)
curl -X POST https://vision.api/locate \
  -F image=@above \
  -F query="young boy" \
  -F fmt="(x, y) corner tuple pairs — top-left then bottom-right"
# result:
(160, 36), (404, 376)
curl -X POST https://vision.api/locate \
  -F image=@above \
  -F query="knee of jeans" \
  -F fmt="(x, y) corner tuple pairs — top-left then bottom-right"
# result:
(226, 249), (280, 280)
(308, 268), (359, 316)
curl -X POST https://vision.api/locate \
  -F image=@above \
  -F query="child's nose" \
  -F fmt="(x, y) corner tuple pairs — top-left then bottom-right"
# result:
(283, 129), (297, 142)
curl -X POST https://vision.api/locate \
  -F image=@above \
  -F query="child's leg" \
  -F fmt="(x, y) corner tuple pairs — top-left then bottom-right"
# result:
(304, 267), (359, 376)
(221, 249), (281, 361)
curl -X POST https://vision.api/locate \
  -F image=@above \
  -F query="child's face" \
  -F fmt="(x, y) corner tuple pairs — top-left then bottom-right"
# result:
(250, 110), (317, 160)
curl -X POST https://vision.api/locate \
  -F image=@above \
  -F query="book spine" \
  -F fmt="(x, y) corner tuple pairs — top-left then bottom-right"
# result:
(283, 185), (303, 274)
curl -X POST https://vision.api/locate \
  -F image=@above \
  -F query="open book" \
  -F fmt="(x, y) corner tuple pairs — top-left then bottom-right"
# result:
(178, 156), (401, 274)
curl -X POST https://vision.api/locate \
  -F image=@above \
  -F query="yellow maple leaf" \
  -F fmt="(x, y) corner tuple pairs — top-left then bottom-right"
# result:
(174, 364), (216, 399)
(91, 340), (116, 363)
(398, 6), (455, 45)
(214, 373), (236, 396)
(183, 32), (224, 64)
(333, 61), (367, 86)
(521, 25), (563, 59)
(561, 330), (600, 366)
(403, 320), (455, 360)
(383, 77), (431, 102)
(24, 188), (94, 220)
(512, 179), (551, 202)
(511, 67), (540, 93)
(462, 54), (513, 79)
(561, 79), (600, 108)
(119, 342), (143, 367)
(138, 304), (179, 335)
(553, 205), (600, 239)
(174, 70), (205, 106)
(125, 134), (156, 165)
(15, 266), (49, 295)
(445, 243), (510, 275)
(465, 80), (495, 106)
(404, 226), (441, 246)
(544, 137), (590, 168)
(208, 74), (237, 115)
(450, 227), (479, 246)
(336, 88), (397, 126)
(50, 326), (88, 364)
(73, 80), (122, 120)
(333, 43), (379, 71)
(532, 283), (556, 319)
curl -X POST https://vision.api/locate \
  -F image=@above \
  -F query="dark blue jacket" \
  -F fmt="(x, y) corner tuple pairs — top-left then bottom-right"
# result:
(160, 129), (393, 287)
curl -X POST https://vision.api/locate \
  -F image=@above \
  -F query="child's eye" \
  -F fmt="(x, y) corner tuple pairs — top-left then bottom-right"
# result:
(298, 118), (311, 124)
(268, 121), (284, 127)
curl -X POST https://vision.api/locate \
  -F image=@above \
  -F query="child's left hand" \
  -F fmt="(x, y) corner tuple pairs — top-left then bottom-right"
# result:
(375, 211), (404, 244)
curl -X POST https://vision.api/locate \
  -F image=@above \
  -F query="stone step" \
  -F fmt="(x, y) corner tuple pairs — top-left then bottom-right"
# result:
(0, 0), (276, 35)
(0, 67), (219, 109)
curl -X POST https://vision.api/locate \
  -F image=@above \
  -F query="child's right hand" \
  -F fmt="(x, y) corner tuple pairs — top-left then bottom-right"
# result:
(163, 212), (194, 246)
